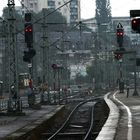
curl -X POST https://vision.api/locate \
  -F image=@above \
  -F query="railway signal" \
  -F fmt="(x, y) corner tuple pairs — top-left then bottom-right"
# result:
(116, 23), (124, 48)
(24, 13), (36, 63)
(131, 18), (140, 33)
(130, 10), (140, 33)
(25, 23), (33, 44)
(24, 13), (33, 46)
(114, 51), (123, 60)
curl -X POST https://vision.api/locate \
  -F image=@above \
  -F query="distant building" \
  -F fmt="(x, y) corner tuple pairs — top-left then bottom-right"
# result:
(70, 0), (81, 23)
(82, 16), (140, 45)
(21, 0), (81, 23)
(82, 18), (97, 32)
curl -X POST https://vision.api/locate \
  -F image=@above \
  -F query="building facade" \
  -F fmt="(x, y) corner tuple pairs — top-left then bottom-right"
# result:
(21, 0), (81, 23)
(70, 0), (81, 23)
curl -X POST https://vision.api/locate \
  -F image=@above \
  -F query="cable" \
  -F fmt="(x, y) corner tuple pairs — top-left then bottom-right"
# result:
(32, 21), (80, 52)
(16, 0), (73, 34)
(62, 0), (70, 11)
(33, 0), (73, 24)
(18, 0), (82, 51)
(49, 22), (80, 50)
(8, 1), (95, 52)
(19, 0), (73, 24)
(17, 0), (96, 35)
(18, 0), (39, 21)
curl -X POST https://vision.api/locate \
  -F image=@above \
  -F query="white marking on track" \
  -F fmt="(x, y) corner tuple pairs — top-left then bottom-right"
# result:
(113, 91), (132, 140)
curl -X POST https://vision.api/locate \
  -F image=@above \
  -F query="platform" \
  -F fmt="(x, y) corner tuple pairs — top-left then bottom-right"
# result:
(96, 88), (140, 140)
(0, 105), (64, 140)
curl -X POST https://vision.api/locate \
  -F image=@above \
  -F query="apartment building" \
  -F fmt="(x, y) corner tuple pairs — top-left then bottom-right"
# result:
(21, 0), (81, 23)
(70, 0), (81, 23)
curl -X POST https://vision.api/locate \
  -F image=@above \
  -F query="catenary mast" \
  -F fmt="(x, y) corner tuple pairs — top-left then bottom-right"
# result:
(7, 0), (19, 111)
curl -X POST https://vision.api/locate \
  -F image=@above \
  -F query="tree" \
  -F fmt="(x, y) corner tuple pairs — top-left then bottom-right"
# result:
(95, 0), (112, 33)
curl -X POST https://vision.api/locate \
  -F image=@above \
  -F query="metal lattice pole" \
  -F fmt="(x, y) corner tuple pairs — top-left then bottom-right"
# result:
(7, 0), (19, 110)
(40, 9), (50, 103)
(41, 9), (48, 83)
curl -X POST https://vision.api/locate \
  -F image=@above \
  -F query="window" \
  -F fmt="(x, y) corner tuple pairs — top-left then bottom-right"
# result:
(71, 0), (78, 7)
(71, 8), (77, 13)
(30, 3), (33, 8)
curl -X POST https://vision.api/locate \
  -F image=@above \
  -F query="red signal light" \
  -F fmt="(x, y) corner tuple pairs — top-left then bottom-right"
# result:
(116, 32), (123, 36)
(119, 32), (123, 36)
(116, 28), (124, 47)
(132, 19), (137, 24)
(132, 19), (138, 27)
(24, 23), (33, 43)
(114, 52), (123, 60)
(116, 32), (119, 36)
(131, 18), (140, 32)
(29, 28), (32, 32)
(25, 27), (32, 32)
(116, 28), (124, 36)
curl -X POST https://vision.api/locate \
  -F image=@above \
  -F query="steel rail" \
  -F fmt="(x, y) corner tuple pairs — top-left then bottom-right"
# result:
(47, 97), (101, 140)
(83, 102), (95, 140)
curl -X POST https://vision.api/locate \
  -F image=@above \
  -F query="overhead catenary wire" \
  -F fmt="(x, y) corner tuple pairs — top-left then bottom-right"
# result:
(48, 22), (81, 51)
(18, 0), (73, 25)
(22, 21), (80, 52)
(34, 0), (73, 24)
(6, 0), (105, 35)
(15, 0), (74, 34)
(16, 0), (82, 51)
(62, 0), (70, 11)
(14, 0), (99, 38)
(18, 0), (39, 21)
(7, 0), (94, 51)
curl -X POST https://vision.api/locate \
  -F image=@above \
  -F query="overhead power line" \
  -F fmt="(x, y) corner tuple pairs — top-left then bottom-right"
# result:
(16, 0), (73, 34)
(8, 0), (92, 52)
(33, 21), (81, 52)
(33, 0), (73, 24)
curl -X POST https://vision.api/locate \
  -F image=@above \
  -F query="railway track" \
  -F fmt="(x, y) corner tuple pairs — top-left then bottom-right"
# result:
(42, 97), (102, 140)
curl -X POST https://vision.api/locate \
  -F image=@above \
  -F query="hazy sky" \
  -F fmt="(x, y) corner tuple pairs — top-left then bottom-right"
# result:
(0, 0), (140, 19)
